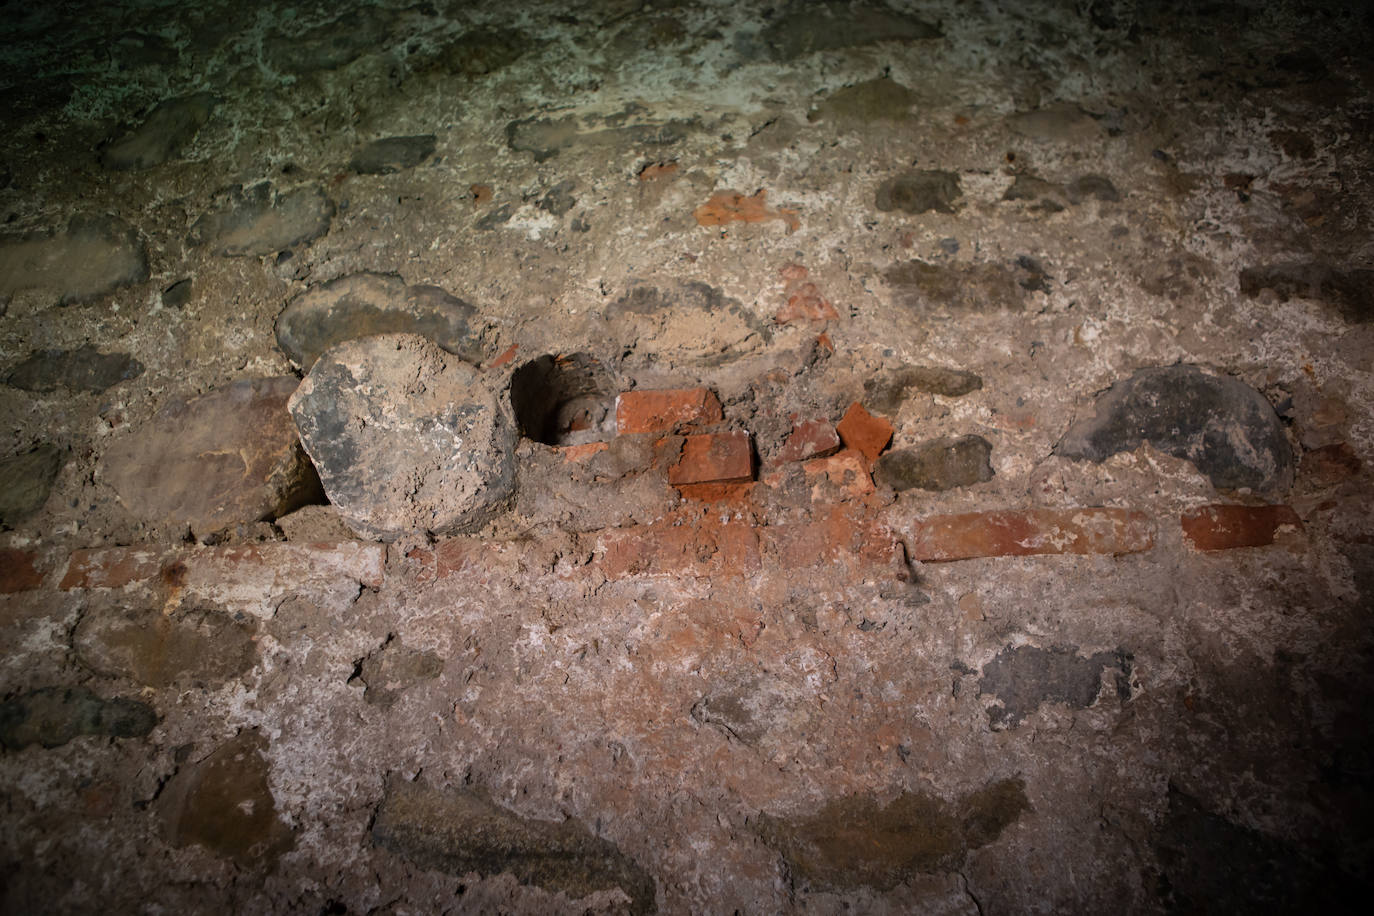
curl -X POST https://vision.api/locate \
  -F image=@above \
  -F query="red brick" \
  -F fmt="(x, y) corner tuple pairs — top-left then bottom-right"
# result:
(909, 508), (1155, 562)
(559, 442), (609, 464)
(60, 542), (385, 592)
(668, 431), (753, 486)
(763, 506), (903, 572)
(1181, 504), (1303, 550)
(615, 388), (723, 435)
(803, 449), (874, 499)
(486, 343), (519, 369)
(776, 419), (841, 463)
(596, 519), (761, 579)
(0, 548), (45, 593)
(836, 402), (893, 462)
(693, 189), (800, 233)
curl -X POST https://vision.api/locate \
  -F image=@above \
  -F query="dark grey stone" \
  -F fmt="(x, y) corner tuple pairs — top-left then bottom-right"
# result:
(475, 203), (513, 230)
(349, 135), (437, 175)
(425, 28), (531, 76)
(506, 114), (694, 162)
(978, 644), (1130, 729)
(762, 1), (941, 60)
(538, 179), (577, 217)
(865, 366), (982, 412)
(0, 214), (148, 304)
(873, 435), (993, 492)
(263, 8), (391, 74)
(188, 182), (334, 256)
(161, 277), (193, 309)
(101, 92), (215, 170)
(884, 260), (1025, 312)
(5, 346), (144, 393)
(275, 272), (481, 369)
(875, 170), (962, 214)
(1055, 365), (1295, 494)
(0, 686), (156, 750)
(288, 334), (516, 540)
(1239, 262), (1374, 324)
(0, 444), (62, 527)
(1067, 173), (1121, 203)
(355, 638), (443, 707)
(373, 779), (657, 913)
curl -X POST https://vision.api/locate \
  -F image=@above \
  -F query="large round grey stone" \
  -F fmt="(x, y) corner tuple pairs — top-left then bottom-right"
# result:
(288, 334), (515, 540)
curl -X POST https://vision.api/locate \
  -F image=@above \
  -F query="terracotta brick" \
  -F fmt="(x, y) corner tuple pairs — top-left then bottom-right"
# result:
(61, 542), (385, 592)
(693, 189), (800, 233)
(776, 419), (841, 463)
(803, 449), (874, 499)
(615, 388), (723, 435)
(0, 548), (45, 593)
(669, 432), (753, 486)
(763, 506), (904, 572)
(1181, 504), (1303, 550)
(638, 160), (679, 181)
(597, 519), (761, 580)
(559, 442), (609, 464)
(908, 508), (1156, 562)
(486, 343), (519, 369)
(836, 402), (894, 462)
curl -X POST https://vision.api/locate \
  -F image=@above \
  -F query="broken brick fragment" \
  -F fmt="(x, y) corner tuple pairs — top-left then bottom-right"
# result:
(775, 263), (839, 323)
(60, 542), (385, 591)
(487, 343), (519, 369)
(669, 431), (753, 486)
(909, 508), (1155, 562)
(615, 388), (723, 435)
(836, 403), (894, 462)
(1181, 504), (1303, 550)
(638, 160), (679, 181)
(0, 548), (45, 592)
(777, 419), (842, 463)
(694, 189), (800, 233)
(804, 448), (875, 499)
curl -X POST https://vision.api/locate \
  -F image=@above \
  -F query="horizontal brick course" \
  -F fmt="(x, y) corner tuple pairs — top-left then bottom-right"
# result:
(1181, 504), (1303, 550)
(60, 541), (385, 591)
(908, 508), (1155, 562)
(668, 431), (753, 486)
(615, 388), (722, 435)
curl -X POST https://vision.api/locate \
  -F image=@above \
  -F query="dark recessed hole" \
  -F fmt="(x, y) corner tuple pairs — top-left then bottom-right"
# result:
(509, 353), (614, 446)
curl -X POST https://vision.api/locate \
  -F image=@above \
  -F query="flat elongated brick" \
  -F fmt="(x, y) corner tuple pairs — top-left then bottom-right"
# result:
(908, 508), (1155, 562)
(1, 548), (45, 592)
(615, 388), (722, 435)
(61, 542), (385, 595)
(762, 507), (903, 571)
(1181, 504), (1303, 550)
(406, 537), (534, 583)
(597, 520), (760, 579)
(669, 431), (753, 486)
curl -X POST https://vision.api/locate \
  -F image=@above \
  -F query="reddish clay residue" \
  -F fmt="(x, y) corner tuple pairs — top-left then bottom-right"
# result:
(470, 184), (493, 207)
(487, 343), (519, 369)
(1181, 504), (1303, 550)
(638, 161), (679, 181)
(775, 263), (839, 324)
(694, 189), (800, 233)
(0, 548), (45, 593)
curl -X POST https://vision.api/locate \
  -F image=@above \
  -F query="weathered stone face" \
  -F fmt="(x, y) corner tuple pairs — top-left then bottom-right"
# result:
(874, 435), (994, 492)
(101, 92), (215, 170)
(187, 182), (334, 256)
(372, 780), (657, 913)
(288, 333), (516, 540)
(0, 686), (156, 750)
(0, 444), (62, 527)
(349, 135), (437, 175)
(74, 604), (258, 688)
(157, 730), (295, 867)
(1056, 365), (1294, 494)
(0, 215), (148, 304)
(4, 345), (143, 393)
(275, 272), (482, 370)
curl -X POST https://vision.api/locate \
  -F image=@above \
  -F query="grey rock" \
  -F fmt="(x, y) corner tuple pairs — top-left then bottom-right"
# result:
(0, 686), (156, 750)
(161, 277), (193, 308)
(874, 435), (994, 491)
(74, 605), (258, 688)
(884, 260), (1025, 312)
(1067, 173), (1120, 203)
(864, 366), (983, 412)
(0, 444), (62, 527)
(875, 170), (962, 214)
(276, 272), (481, 370)
(188, 182), (334, 256)
(757, 779), (1029, 887)
(373, 779), (657, 914)
(157, 730), (295, 866)
(425, 28), (531, 76)
(507, 113), (695, 162)
(475, 203), (513, 230)
(538, 179), (577, 217)
(102, 376), (324, 538)
(1055, 365), (1295, 493)
(263, 8), (390, 74)
(355, 637), (443, 707)
(5, 345), (144, 393)
(288, 334), (516, 540)
(349, 135), (436, 175)
(0, 215), (148, 304)
(1001, 174), (1067, 212)
(1006, 103), (1101, 143)
(1239, 262), (1374, 324)
(807, 77), (920, 124)
(977, 644), (1130, 729)
(762, 1), (941, 60)
(101, 92), (215, 170)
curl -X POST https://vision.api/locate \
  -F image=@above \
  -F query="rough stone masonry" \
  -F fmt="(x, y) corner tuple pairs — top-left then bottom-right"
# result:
(2, 1), (1373, 913)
